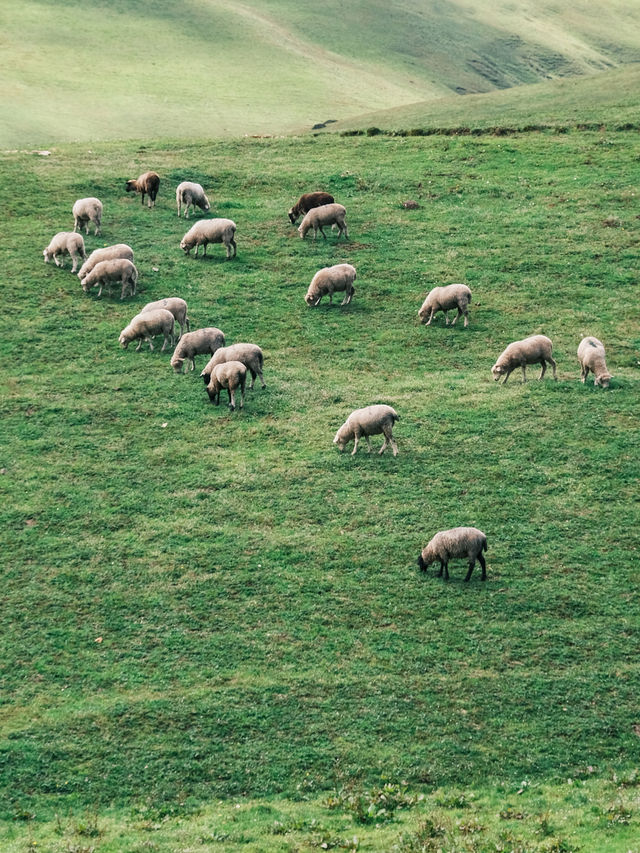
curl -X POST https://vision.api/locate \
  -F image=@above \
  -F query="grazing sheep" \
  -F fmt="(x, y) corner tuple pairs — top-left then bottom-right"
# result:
(305, 263), (356, 307)
(180, 219), (237, 259)
(298, 203), (348, 241)
(77, 244), (134, 281)
(418, 283), (472, 328)
(119, 308), (175, 352)
(288, 191), (335, 224)
(491, 335), (557, 384)
(43, 232), (86, 273)
(206, 361), (247, 411)
(170, 327), (225, 373)
(125, 171), (160, 207)
(72, 197), (102, 235)
(333, 404), (399, 457)
(81, 258), (138, 300)
(578, 336), (612, 388)
(141, 297), (190, 340)
(417, 527), (488, 582)
(176, 181), (211, 218)
(201, 343), (265, 390)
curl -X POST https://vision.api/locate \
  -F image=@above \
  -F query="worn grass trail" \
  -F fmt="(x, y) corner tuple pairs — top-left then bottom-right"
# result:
(1, 131), (639, 850)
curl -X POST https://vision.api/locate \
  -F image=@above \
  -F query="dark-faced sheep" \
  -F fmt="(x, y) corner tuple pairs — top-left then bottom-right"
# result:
(288, 191), (334, 225)
(125, 171), (160, 207)
(418, 527), (488, 581)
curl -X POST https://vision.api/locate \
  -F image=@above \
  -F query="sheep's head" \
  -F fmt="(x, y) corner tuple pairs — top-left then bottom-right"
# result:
(179, 238), (191, 254)
(491, 362), (506, 381)
(118, 332), (129, 349)
(595, 372), (612, 388)
(297, 224), (307, 239)
(201, 199), (210, 212)
(305, 292), (318, 307)
(125, 180), (136, 193)
(418, 305), (429, 324)
(288, 208), (297, 224)
(81, 277), (91, 292)
(333, 427), (349, 451)
(171, 356), (185, 374)
(43, 249), (51, 263)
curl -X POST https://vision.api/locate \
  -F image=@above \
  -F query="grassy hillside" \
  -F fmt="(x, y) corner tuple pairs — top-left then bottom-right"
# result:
(325, 65), (640, 134)
(2, 0), (640, 145)
(1, 130), (640, 850)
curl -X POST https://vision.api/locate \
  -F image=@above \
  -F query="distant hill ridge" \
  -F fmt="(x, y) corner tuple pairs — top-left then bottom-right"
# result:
(2, 0), (640, 144)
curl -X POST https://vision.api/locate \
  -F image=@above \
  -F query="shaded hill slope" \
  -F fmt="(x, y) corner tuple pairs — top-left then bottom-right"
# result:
(1, 0), (640, 145)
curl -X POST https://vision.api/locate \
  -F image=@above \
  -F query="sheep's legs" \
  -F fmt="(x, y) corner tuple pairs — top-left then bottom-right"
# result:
(538, 360), (546, 380)
(520, 364), (527, 383)
(580, 365), (589, 383)
(478, 552), (487, 580)
(380, 426), (398, 457)
(464, 559), (475, 582)
(501, 368), (513, 384)
(549, 356), (557, 379)
(425, 309), (435, 326)
(228, 388), (235, 411)
(351, 434), (360, 455)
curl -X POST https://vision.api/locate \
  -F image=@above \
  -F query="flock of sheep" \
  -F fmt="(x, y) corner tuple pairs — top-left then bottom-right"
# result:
(42, 172), (614, 583)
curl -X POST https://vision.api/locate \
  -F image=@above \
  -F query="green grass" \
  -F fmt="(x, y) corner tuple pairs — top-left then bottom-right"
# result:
(1, 130), (640, 850)
(328, 65), (640, 134)
(2, 0), (640, 145)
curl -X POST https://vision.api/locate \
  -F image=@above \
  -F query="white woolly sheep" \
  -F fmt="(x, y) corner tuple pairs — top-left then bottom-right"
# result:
(298, 203), (348, 241)
(577, 336), (612, 388)
(81, 258), (138, 300)
(333, 404), (399, 457)
(201, 344), (265, 390)
(72, 197), (102, 235)
(176, 181), (211, 218)
(418, 283), (472, 328)
(206, 361), (247, 411)
(180, 219), (237, 259)
(417, 527), (488, 582)
(125, 171), (160, 207)
(170, 327), (225, 373)
(305, 263), (356, 307)
(141, 297), (190, 341)
(118, 308), (175, 352)
(288, 191), (334, 224)
(491, 335), (557, 384)
(43, 232), (86, 273)
(77, 244), (134, 281)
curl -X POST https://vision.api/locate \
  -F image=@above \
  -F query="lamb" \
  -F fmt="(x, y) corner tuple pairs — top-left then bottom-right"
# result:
(81, 258), (138, 300)
(418, 283), (472, 328)
(140, 297), (190, 340)
(298, 203), (348, 241)
(205, 361), (247, 411)
(305, 263), (356, 307)
(180, 219), (237, 259)
(200, 344), (265, 390)
(125, 171), (160, 207)
(288, 191), (335, 224)
(43, 232), (86, 273)
(77, 244), (134, 281)
(118, 308), (175, 352)
(491, 335), (557, 384)
(176, 181), (211, 218)
(333, 404), (399, 457)
(577, 336), (612, 388)
(417, 527), (488, 582)
(170, 327), (225, 373)
(72, 197), (102, 235)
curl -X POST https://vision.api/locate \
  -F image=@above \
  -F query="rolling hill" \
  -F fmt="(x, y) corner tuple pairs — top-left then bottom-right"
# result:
(2, 0), (640, 146)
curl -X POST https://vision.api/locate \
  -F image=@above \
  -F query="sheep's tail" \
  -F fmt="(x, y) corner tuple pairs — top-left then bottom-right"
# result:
(258, 350), (264, 369)
(482, 537), (488, 552)
(392, 412), (400, 423)
(467, 291), (472, 304)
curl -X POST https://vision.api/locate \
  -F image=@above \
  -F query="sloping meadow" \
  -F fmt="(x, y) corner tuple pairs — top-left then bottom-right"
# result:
(1, 132), (639, 824)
